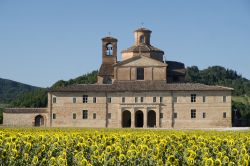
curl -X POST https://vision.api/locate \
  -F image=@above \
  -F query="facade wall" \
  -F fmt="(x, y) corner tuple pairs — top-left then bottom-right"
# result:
(48, 90), (232, 128)
(3, 112), (48, 127)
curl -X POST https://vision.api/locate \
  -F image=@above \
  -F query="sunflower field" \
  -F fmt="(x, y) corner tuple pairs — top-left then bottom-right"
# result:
(0, 128), (249, 166)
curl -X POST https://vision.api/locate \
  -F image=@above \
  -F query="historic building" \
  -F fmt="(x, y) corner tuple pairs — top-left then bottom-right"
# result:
(3, 28), (233, 128)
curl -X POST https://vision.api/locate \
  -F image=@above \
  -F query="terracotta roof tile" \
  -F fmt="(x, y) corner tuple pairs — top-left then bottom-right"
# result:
(49, 81), (233, 92)
(122, 44), (164, 53)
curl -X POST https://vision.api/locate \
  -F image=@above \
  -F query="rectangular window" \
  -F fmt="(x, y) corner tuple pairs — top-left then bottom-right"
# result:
(52, 113), (56, 119)
(173, 112), (177, 118)
(73, 113), (76, 119)
(160, 113), (163, 118)
(223, 112), (226, 118)
(93, 97), (96, 103)
(82, 110), (88, 119)
(107, 97), (111, 103)
(223, 96), (226, 103)
(160, 97), (163, 103)
(93, 113), (96, 119)
(122, 97), (125, 103)
(53, 97), (56, 103)
(83, 95), (88, 103)
(203, 112), (206, 118)
(203, 96), (206, 103)
(191, 94), (196, 103)
(108, 113), (111, 119)
(140, 97), (144, 103)
(137, 67), (144, 80)
(173, 97), (177, 103)
(73, 97), (76, 103)
(135, 97), (138, 103)
(191, 109), (196, 119)
(153, 97), (156, 103)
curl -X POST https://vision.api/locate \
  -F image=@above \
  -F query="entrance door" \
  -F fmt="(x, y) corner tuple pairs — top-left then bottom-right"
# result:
(147, 110), (156, 127)
(135, 110), (143, 127)
(122, 110), (131, 127)
(35, 115), (44, 127)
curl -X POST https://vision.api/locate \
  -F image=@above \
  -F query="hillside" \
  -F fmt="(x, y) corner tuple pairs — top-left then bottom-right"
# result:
(2, 67), (250, 123)
(0, 78), (41, 103)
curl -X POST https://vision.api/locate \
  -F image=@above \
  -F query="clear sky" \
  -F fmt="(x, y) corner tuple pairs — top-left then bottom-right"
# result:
(0, 0), (249, 88)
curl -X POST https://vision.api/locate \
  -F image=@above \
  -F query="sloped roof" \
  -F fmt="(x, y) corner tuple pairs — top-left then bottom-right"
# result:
(4, 108), (47, 114)
(114, 55), (167, 67)
(121, 43), (164, 53)
(167, 61), (186, 76)
(49, 81), (233, 92)
(134, 28), (152, 33)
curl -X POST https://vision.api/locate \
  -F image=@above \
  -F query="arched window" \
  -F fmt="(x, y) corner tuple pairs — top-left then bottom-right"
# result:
(139, 35), (145, 43)
(106, 43), (113, 56)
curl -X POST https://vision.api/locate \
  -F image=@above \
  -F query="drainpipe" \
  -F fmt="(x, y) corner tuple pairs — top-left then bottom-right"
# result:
(49, 92), (52, 127)
(171, 91), (175, 128)
(105, 91), (108, 128)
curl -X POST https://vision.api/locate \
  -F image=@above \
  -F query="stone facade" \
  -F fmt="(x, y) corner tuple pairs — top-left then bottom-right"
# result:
(3, 27), (233, 128)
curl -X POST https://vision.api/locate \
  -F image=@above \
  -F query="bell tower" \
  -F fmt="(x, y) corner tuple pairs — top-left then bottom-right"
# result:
(98, 36), (118, 84)
(102, 36), (118, 64)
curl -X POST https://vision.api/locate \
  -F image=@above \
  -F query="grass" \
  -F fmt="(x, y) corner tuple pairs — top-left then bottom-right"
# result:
(232, 96), (250, 105)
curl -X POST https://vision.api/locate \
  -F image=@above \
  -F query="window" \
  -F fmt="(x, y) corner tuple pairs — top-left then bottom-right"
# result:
(73, 97), (76, 103)
(153, 97), (156, 103)
(191, 94), (196, 103)
(73, 113), (76, 119)
(135, 97), (138, 103)
(203, 96), (206, 103)
(108, 113), (111, 119)
(93, 97), (96, 103)
(122, 97), (125, 103)
(82, 110), (88, 119)
(83, 95), (88, 103)
(140, 97), (144, 103)
(140, 35), (145, 43)
(223, 96), (226, 103)
(160, 97), (163, 103)
(173, 97), (177, 103)
(52, 113), (56, 119)
(191, 109), (196, 119)
(223, 112), (227, 118)
(93, 113), (96, 119)
(53, 97), (56, 103)
(106, 43), (113, 56)
(203, 112), (206, 118)
(107, 97), (111, 103)
(160, 113), (163, 118)
(137, 68), (144, 80)
(173, 112), (177, 119)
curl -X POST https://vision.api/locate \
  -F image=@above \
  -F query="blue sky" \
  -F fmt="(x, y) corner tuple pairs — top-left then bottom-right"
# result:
(0, 0), (249, 87)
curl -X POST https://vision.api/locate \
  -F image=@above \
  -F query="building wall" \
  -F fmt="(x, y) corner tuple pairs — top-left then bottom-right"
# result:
(48, 90), (231, 128)
(3, 112), (48, 127)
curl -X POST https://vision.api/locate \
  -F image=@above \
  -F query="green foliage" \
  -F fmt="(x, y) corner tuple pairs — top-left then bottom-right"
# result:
(0, 78), (40, 103)
(10, 71), (98, 108)
(52, 70), (98, 88)
(10, 89), (48, 108)
(185, 66), (250, 96)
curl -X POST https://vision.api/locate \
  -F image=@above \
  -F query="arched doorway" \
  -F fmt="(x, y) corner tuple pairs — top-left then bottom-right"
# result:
(135, 110), (143, 127)
(35, 115), (44, 127)
(147, 110), (156, 127)
(122, 110), (131, 127)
